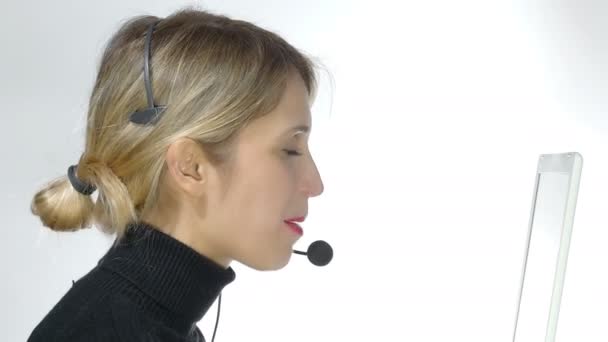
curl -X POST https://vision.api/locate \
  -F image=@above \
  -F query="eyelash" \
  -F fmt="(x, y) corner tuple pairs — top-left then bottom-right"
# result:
(284, 149), (302, 156)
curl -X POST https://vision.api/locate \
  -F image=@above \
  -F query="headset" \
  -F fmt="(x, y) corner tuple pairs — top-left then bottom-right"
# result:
(128, 20), (334, 342)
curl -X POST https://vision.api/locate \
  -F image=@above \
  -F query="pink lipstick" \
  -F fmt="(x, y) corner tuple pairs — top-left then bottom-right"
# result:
(284, 216), (305, 236)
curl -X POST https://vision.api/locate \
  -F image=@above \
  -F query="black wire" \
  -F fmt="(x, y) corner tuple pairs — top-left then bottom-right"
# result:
(211, 292), (221, 342)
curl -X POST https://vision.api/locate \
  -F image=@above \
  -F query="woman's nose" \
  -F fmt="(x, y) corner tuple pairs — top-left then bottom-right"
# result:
(302, 157), (324, 197)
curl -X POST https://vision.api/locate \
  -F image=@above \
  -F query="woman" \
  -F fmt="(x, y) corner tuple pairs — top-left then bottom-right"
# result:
(28, 7), (324, 342)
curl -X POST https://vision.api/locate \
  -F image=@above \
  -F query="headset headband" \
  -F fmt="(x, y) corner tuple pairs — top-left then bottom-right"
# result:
(128, 20), (167, 125)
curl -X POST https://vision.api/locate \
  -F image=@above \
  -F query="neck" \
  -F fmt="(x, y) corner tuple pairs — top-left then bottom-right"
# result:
(141, 208), (232, 268)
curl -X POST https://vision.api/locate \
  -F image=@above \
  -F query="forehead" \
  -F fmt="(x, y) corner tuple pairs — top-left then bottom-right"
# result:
(241, 73), (312, 141)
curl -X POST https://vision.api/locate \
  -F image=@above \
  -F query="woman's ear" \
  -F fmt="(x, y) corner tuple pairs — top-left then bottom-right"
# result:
(165, 138), (208, 197)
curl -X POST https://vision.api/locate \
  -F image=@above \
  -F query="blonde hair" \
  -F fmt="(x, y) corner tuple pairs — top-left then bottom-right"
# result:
(30, 7), (319, 240)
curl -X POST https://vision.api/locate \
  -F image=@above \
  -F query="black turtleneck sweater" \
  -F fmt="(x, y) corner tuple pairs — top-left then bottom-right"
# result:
(27, 221), (236, 342)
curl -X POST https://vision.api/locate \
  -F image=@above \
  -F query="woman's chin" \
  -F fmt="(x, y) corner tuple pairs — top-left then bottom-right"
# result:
(240, 251), (291, 271)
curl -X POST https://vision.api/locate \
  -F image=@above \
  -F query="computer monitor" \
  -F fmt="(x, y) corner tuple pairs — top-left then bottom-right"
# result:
(512, 152), (583, 342)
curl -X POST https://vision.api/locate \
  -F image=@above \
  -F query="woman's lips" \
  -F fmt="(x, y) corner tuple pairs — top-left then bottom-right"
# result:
(285, 216), (305, 223)
(284, 220), (303, 235)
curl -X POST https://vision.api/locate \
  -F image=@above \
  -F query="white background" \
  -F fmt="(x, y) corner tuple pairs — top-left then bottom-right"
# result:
(1, 0), (607, 341)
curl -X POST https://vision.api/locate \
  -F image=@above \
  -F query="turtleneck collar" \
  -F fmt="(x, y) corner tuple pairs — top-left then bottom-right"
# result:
(98, 221), (236, 333)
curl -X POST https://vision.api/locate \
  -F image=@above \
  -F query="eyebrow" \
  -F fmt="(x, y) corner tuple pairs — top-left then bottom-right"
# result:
(286, 124), (310, 135)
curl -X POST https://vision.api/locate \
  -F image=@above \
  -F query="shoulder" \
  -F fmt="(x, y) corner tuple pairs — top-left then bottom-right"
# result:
(110, 294), (205, 342)
(109, 293), (160, 342)
(28, 282), (204, 342)
(27, 290), (121, 342)
(27, 274), (149, 342)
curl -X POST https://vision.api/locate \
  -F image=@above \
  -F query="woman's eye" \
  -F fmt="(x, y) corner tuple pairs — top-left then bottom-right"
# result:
(283, 149), (302, 156)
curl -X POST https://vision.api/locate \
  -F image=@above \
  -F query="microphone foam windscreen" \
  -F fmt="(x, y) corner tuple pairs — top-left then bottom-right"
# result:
(307, 240), (333, 266)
